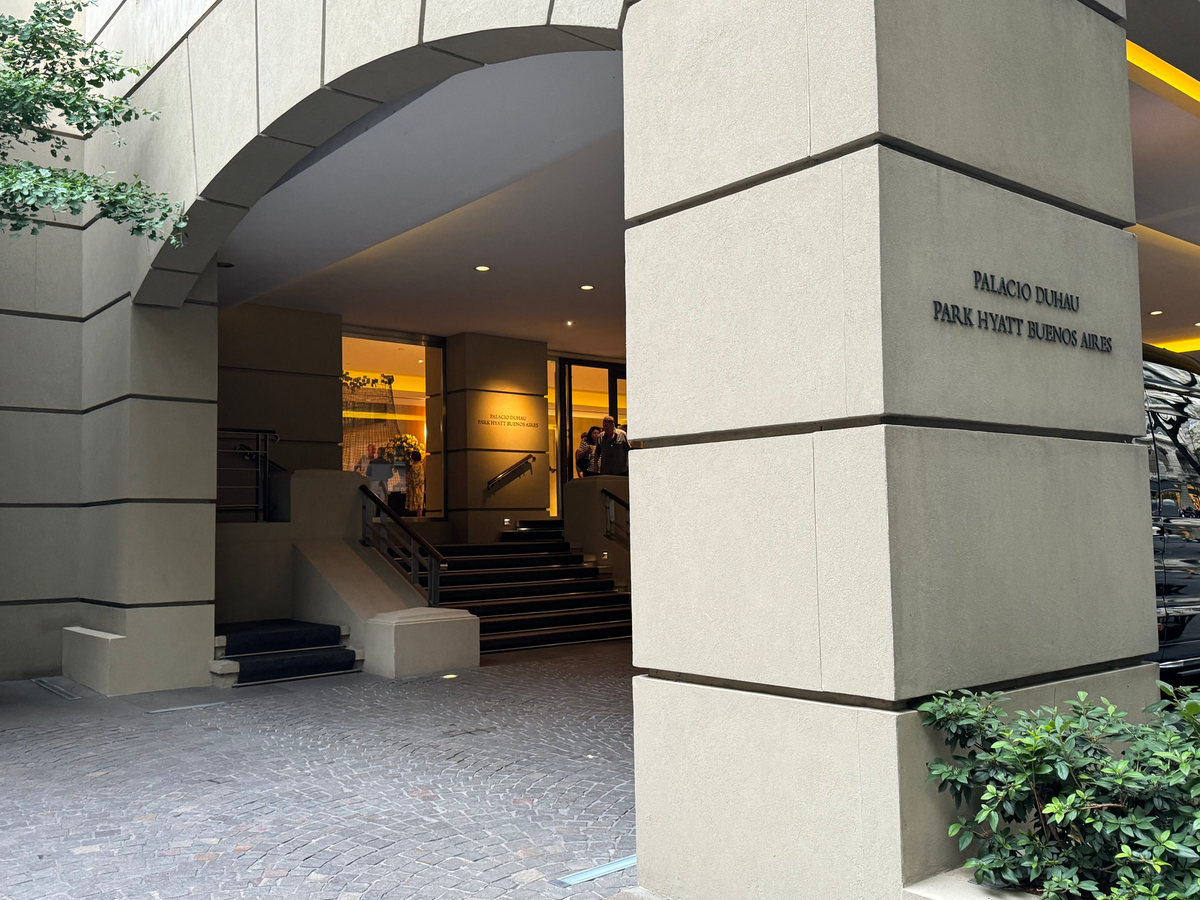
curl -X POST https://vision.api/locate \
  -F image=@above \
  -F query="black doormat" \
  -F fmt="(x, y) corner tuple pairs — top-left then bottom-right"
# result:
(217, 619), (343, 656)
(234, 647), (357, 684)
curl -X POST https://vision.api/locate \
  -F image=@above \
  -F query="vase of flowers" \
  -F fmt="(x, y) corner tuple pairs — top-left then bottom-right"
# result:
(383, 433), (425, 465)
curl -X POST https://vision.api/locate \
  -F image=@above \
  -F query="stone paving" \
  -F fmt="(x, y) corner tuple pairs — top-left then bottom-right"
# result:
(0, 642), (638, 900)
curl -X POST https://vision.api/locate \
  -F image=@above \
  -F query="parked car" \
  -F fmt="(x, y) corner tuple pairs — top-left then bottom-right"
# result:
(1143, 348), (1200, 684)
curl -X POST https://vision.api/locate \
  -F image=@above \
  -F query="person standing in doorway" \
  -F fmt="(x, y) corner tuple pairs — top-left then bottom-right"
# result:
(597, 416), (630, 476)
(366, 446), (393, 502)
(405, 449), (426, 517)
(576, 426), (602, 477)
(355, 444), (375, 478)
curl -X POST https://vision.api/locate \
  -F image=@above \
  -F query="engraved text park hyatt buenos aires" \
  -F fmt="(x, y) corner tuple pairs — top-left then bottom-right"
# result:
(931, 271), (1113, 353)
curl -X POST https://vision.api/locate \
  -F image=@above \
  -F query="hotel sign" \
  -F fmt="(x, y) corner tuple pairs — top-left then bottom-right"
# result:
(453, 390), (547, 452)
(931, 270), (1113, 353)
(477, 413), (540, 429)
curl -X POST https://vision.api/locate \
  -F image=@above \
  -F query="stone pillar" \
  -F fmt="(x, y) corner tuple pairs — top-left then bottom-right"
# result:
(623, 1), (1157, 897)
(0, 203), (217, 693)
(445, 333), (550, 542)
(64, 230), (219, 695)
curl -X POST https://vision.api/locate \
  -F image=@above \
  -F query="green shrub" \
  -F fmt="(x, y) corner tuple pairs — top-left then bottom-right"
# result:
(920, 684), (1200, 899)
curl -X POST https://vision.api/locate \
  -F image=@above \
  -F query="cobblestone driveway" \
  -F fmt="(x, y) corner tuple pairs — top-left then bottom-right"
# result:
(0, 643), (638, 900)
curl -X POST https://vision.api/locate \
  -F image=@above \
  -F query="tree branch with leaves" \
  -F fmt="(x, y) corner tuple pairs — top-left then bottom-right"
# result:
(0, 0), (184, 242)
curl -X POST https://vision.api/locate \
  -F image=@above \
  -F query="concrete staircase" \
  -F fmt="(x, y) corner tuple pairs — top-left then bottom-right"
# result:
(209, 619), (364, 687)
(431, 520), (633, 653)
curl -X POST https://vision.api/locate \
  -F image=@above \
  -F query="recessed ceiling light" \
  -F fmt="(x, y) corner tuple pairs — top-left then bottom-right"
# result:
(1194, 324), (1200, 328)
(418, 359), (423, 363)
(1150, 310), (1164, 315)
(443, 674), (457, 679)
(566, 320), (574, 326)
(475, 265), (490, 272)
(216, 261), (234, 268)
(580, 285), (594, 291)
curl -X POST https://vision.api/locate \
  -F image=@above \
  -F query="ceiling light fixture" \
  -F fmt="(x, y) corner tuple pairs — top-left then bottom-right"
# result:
(1150, 310), (1164, 315)
(567, 320), (574, 326)
(418, 359), (423, 364)
(580, 285), (594, 291)
(475, 265), (490, 272)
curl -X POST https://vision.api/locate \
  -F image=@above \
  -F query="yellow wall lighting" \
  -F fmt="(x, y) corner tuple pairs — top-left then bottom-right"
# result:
(1127, 40), (1200, 119)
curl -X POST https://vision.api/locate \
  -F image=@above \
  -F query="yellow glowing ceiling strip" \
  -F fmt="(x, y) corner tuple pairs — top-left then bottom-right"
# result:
(1128, 40), (1200, 119)
(1156, 338), (1200, 354)
(343, 370), (426, 393)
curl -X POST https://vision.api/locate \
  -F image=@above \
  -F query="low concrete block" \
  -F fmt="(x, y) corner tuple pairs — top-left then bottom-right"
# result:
(62, 626), (124, 697)
(364, 608), (479, 678)
(209, 657), (238, 688)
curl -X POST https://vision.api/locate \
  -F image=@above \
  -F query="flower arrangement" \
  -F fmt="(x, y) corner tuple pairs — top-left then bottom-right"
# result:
(383, 433), (425, 463)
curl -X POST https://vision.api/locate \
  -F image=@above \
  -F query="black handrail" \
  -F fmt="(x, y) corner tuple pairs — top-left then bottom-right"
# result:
(359, 486), (446, 606)
(217, 429), (279, 522)
(487, 453), (536, 490)
(601, 487), (629, 542)
(600, 488), (629, 511)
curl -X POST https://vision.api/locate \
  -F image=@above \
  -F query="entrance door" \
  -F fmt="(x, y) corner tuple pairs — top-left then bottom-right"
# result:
(557, 359), (627, 483)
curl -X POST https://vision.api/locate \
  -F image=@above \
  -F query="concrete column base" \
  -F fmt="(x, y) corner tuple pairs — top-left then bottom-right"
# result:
(633, 664), (1159, 900)
(606, 871), (1018, 900)
(62, 604), (214, 696)
(364, 607), (479, 678)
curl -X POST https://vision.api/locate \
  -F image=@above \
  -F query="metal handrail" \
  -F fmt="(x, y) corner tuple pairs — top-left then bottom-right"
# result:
(601, 488), (630, 542)
(600, 488), (629, 511)
(487, 453), (536, 490)
(217, 429), (279, 522)
(359, 485), (445, 606)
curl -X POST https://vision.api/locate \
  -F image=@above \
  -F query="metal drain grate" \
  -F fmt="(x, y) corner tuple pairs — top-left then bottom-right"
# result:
(550, 855), (637, 887)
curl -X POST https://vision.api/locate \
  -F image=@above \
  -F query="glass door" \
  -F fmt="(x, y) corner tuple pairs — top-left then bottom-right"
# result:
(556, 359), (627, 482)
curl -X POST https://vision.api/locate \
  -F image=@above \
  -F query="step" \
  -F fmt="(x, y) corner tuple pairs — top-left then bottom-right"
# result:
(440, 552), (585, 571)
(518, 519), (564, 530)
(477, 604), (635, 634)
(434, 564), (601, 587)
(439, 577), (616, 603)
(480, 619), (633, 653)
(218, 646), (360, 686)
(499, 530), (565, 542)
(388, 551), (587, 579)
(441, 591), (631, 618)
(214, 619), (346, 657)
(437, 540), (571, 557)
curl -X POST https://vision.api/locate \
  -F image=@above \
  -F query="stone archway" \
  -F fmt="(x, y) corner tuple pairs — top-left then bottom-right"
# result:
(85, 0), (626, 312)
(12, 0), (627, 699)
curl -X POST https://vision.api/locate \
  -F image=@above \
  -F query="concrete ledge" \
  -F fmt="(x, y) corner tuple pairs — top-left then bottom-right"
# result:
(63, 626), (125, 697)
(209, 657), (239, 688)
(904, 870), (1014, 900)
(364, 607), (479, 678)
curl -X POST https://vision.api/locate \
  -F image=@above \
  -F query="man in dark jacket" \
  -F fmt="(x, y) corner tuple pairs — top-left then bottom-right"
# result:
(597, 416), (630, 475)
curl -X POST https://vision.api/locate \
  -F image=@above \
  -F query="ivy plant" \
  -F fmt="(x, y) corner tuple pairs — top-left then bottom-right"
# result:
(921, 685), (1200, 900)
(0, 0), (183, 241)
